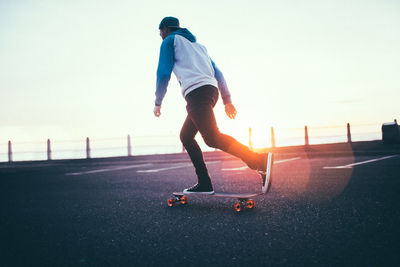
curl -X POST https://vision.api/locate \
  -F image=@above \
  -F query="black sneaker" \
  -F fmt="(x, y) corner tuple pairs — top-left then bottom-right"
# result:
(183, 183), (214, 195)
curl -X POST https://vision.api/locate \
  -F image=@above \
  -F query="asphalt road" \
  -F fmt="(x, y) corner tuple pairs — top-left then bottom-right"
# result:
(1, 152), (399, 266)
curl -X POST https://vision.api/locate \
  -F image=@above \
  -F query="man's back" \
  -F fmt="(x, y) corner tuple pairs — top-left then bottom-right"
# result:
(155, 21), (231, 107)
(172, 34), (217, 97)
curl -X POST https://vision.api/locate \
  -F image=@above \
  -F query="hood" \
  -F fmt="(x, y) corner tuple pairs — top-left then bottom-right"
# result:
(171, 28), (196, 42)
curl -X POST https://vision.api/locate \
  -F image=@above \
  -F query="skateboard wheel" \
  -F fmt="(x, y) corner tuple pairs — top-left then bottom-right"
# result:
(234, 202), (242, 212)
(180, 196), (188, 205)
(167, 198), (176, 207)
(246, 199), (255, 209)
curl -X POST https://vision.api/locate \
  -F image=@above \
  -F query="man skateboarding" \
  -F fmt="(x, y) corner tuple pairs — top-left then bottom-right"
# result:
(154, 17), (272, 194)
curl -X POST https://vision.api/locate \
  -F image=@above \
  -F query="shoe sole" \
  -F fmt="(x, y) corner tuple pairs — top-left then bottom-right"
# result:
(259, 152), (273, 193)
(182, 190), (215, 195)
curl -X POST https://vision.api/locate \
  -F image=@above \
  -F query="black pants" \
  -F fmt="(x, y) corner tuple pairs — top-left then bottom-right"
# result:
(180, 85), (257, 184)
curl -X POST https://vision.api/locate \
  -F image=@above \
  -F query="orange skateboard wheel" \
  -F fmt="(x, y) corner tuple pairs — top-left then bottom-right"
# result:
(246, 199), (255, 209)
(167, 198), (176, 207)
(234, 202), (242, 212)
(180, 196), (188, 205)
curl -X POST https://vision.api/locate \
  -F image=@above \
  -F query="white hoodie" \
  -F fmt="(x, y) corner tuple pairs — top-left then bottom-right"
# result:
(155, 28), (231, 106)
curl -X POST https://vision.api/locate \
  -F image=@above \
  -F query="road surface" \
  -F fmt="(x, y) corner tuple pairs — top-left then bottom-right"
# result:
(1, 151), (399, 266)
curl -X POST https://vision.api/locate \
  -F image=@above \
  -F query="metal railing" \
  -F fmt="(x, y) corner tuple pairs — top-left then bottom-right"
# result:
(0, 121), (389, 163)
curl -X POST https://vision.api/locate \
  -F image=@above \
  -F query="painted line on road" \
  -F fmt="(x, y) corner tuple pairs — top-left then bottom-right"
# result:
(222, 157), (301, 171)
(66, 163), (152, 176)
(222, 166), (249, 171)
(136, 161), (220, 173)
(137, 163), (193, 173)
(275, 157), (301, 164)
(323, 155), (398, 169)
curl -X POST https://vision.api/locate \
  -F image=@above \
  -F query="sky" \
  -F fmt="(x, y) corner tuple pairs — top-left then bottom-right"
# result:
(1, 0), (399, 151)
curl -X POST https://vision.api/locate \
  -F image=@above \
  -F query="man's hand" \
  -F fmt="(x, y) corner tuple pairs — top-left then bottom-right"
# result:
(153, 105), (161, 117)
(225, 103), (237, 119)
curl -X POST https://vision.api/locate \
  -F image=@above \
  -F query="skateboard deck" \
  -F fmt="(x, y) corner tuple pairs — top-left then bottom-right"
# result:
(167, 152), (273, 212)
(172, 191), (263, 199)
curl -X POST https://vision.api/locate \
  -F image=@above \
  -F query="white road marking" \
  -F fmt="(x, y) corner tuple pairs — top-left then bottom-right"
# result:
(137, 161), (220, 173)
(137, 163), (193, 173)
(222, 157), (301, 171)
(323, 155), (398, 169)
(275, 157), (301, 164)
(222, 166), (248, 171)
(66, 163), (152, 176)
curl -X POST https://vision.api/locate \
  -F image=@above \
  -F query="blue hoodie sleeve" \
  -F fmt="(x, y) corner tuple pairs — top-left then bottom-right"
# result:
(211, 59), (232, 105)
(155, 35), (175, 106)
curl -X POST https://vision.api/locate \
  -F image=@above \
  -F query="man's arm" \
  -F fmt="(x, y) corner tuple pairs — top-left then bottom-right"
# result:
(211, 59), (232, 105)
(155, 36), (175, 107)
(211, 59), (236, 119)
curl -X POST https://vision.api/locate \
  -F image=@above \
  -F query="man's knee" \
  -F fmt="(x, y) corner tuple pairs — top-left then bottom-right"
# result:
(202, 132), (219, 148)
(180, 131), (193, 145)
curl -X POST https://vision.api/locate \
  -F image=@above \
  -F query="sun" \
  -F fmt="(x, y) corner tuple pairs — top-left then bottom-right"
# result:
(216, 112), (272, 149)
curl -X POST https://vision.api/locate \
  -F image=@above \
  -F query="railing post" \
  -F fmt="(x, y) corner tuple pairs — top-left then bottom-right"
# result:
(248, 127), (253, 150)
(270, 127), (276, 148)
(8, 141), (12, 162)
(305, 125), (309, 146)
(86, 137), (91, 159)
(347, 123), (352, 143)
(127, 135), (132, 157)
(47, 139), (52, 160)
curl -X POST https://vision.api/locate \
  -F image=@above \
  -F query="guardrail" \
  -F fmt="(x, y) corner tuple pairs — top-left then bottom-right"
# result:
(0, 122), (389, 163)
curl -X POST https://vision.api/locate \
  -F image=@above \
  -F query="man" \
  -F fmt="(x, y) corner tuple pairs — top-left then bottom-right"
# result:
(154, 16), (272, 194)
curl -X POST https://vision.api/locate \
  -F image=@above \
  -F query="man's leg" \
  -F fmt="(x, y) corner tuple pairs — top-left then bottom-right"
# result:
(179, 115), (212, 187)
(186, 86), (266, 171)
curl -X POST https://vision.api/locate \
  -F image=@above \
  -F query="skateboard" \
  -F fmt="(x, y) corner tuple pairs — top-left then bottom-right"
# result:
(167, 152), (273, 212)
(168, 191), (264, 212)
